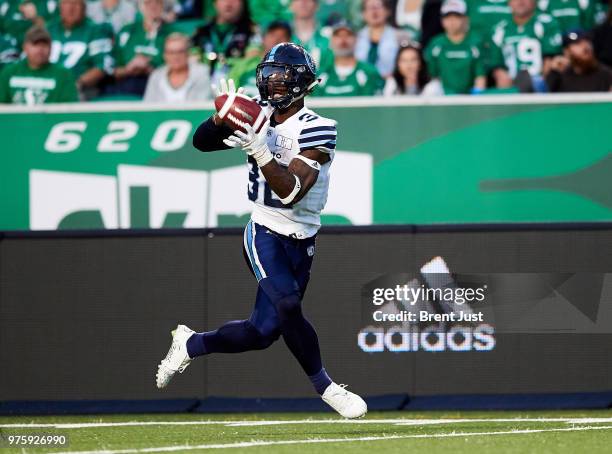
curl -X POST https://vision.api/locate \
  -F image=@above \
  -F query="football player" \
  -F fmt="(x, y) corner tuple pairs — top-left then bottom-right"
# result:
(155, 42), (367, 419)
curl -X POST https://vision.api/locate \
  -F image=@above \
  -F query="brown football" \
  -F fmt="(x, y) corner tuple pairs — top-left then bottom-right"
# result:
(214, 93), (267, 133)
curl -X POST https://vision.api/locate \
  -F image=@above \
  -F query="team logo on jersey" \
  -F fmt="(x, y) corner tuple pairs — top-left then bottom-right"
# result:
(307, 245), (315, 256)
(275, 135), (293, 150)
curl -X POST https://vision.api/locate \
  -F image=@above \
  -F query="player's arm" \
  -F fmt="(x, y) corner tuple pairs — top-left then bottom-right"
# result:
(192, 114), (234, 152)
(259, 148), (330, 204)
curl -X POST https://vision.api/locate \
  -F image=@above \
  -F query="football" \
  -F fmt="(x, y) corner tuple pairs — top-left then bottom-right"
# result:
(214, 93), (267, 134)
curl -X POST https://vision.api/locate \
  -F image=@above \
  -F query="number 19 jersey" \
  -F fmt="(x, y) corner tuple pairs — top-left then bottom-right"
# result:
(249, 105), (336, 239)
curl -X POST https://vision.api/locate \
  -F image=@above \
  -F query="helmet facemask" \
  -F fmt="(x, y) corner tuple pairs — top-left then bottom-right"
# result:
(256, 62), (314, 110)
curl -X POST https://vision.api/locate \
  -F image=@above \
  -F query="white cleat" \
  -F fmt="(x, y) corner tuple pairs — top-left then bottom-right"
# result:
(321, 382), (368, 419)
(156, 324), (194, 389)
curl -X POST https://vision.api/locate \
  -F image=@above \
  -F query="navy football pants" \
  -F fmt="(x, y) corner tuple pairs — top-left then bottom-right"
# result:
(196, 220), (324, 377)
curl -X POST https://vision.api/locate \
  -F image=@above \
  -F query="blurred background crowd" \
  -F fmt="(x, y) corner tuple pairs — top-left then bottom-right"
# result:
(0, 0), (611, 104)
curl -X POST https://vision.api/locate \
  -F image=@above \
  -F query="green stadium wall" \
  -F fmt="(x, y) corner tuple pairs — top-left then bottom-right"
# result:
(1, 94), (611, 231)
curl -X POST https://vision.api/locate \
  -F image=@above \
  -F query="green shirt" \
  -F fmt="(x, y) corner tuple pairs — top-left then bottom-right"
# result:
(0, 0), (58, 45)
(316, 60), (384, 97)
(247, 0), (291, 29)
(0, 33), (18, 69)
(491, 13), (563, 77)
(115, 20), (175, 68)
(425, 33), (486, 94)
(536, 0), (596, 32)
(47, 17), (114, 79)
(466, 0), (512, 37)
(292, 26), (334, 70)
(0, 59), (78, 104)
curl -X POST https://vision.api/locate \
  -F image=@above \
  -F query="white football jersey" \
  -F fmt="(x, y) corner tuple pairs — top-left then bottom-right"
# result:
(249, 105), (336, 238)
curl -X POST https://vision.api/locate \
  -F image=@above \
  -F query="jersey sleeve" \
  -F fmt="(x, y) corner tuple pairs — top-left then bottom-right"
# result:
(113, 26), (131, 68)
(472, 45), (486, 78)
(298, 120), (337, 154)
(0, 65), (10, 103)
(89, 23), (114, 74)
(59, 68), (79, 103)
(541, 18), (563, 57)
(192, 116), (234, 152)
(424, 41), (440, 78)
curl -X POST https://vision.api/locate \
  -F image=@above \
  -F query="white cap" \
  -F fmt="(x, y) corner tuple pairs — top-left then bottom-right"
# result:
(441, 0), (467, 16)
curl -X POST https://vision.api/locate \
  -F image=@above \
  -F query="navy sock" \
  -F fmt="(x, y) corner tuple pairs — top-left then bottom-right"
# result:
(186, 333), (206, 358)
(186, 320), (274, 358)
(309, 367), (332, 395)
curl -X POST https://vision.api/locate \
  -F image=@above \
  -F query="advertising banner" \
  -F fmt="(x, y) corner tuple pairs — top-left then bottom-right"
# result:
(1, 227), (611, 400)
(1, 95), (611, 231)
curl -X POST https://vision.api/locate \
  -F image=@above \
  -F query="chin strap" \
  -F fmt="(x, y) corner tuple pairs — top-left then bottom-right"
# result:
(272, 78), (321, 109)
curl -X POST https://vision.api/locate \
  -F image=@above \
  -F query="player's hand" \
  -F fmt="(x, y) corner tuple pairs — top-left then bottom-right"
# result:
(213, 78), (245, 97)
(223, 119), (269, 151)
(223, 120), (273, 167)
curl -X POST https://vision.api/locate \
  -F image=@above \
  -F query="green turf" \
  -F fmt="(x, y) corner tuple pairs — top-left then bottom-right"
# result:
(1, 410), (612, 453)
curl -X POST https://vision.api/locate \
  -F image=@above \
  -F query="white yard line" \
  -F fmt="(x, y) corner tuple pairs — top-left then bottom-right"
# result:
(3, 417), (612, 429)
(50, 425), (612, 454)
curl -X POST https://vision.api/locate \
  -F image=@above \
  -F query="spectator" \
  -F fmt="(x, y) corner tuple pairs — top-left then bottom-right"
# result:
(0, 26), (78, 104)
(490, 0), (563, 84)
(87, 0), (138, 34)
(0, 33), (19, 70)
(0, 0), (58, 46)
(420, 0), (443, 49)
(593, 4), (612, 67)
(228, 20), (292, 97)
(291, 0), (333, 68)
(316, 0), (362, 26)
(111, 0), (176, 97)
(393, 0), (426, 40)
(593, 0), (609, 25)
(47, 0), (114, 98)
(383, 43), (429, 95)
(546, 30), (612, 91)
(144, 33), (212, 102)
(248, 0), (292, 28)
(356, 0), (404, 77)
(465, 0), (512, 39)
(424, 0), (486, 94)
(537, 0), (596, 33)
(191, 0), (257, 83)
(316, 22), (384, 96)
(174, 0), (205, 19)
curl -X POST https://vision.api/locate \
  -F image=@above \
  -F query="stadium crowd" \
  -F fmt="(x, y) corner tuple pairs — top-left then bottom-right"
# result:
(0, 0), (611, 104)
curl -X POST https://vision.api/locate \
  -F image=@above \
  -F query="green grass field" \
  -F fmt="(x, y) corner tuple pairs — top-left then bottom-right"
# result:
(2, 410), (612, 453)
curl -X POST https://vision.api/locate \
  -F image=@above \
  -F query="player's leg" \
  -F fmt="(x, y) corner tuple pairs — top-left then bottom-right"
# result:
(184, 222), (283, 357)
(247, 224), (365, 417)
(155, 223), (282, 389)
(257, 230), (367, 418)
(185, 285), (281, 356)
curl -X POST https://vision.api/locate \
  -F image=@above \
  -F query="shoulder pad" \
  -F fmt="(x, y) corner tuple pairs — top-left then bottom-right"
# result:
(298, 112), (337, 152)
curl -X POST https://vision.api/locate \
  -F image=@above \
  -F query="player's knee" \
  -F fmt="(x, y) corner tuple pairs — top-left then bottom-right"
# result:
(246, 320), (280, 350)
(255, 332), (279, 350)
(276, 293), (303, 322)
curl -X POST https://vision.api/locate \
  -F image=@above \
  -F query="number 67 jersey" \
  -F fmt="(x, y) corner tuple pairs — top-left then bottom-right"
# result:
(248, 105), (337, 239)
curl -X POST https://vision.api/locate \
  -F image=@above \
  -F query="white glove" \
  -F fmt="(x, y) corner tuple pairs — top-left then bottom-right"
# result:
(213, 78), (245, 97)
(223, 120), (273, 168)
